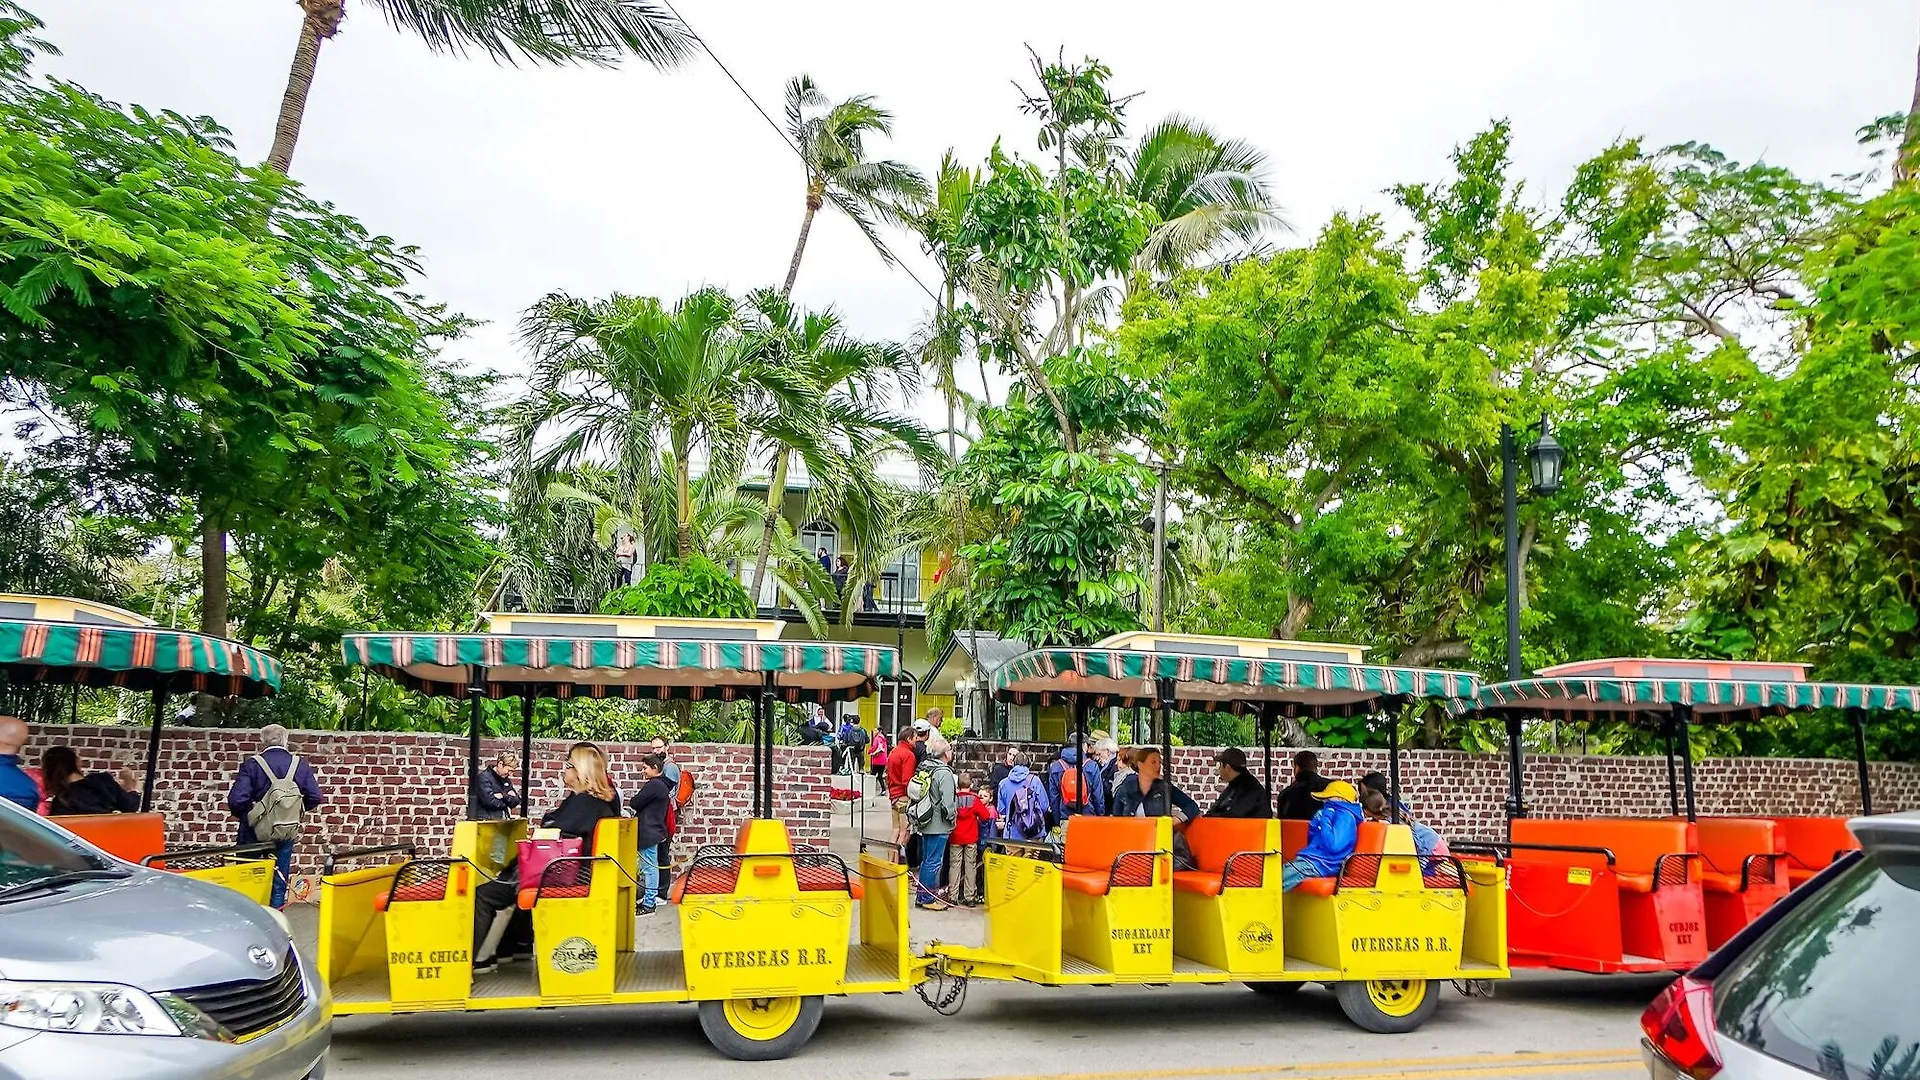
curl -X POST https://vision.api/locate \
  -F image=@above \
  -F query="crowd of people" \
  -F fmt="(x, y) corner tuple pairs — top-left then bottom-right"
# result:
(877, 722), (1454, 908)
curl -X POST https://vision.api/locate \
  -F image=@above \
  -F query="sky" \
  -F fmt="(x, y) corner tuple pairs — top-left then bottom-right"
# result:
(30, 0), (1920, 425)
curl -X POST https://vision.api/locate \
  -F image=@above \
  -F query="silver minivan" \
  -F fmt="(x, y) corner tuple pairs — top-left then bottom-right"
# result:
(0, 799), (329, 1079)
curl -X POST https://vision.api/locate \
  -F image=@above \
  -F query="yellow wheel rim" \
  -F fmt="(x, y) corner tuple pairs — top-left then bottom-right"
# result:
(1367, 979), (1427, 1017)
(722, 996), (803, 1041)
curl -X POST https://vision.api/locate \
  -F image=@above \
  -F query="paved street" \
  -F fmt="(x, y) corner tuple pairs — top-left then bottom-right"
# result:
(320, 959), (1655, 1080)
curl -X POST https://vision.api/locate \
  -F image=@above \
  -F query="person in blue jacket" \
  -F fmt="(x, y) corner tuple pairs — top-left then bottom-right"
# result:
(0, 715), (40, 812)
(1046, 745), (1106, 819)
(1279, 780), (1363, 891)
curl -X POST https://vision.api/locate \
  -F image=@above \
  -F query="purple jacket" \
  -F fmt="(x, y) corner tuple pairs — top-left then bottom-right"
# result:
(226, 747), (324, 843)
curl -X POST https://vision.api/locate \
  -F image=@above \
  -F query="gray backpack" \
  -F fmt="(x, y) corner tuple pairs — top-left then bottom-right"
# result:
(246, 753), (305, 843)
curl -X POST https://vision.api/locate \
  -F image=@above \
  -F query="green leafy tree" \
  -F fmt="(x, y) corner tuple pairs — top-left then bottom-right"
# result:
(1, 17), (488, 639)
(266, 0), (694, 171)
(603, 556), (753, 619)
(954, 348), (1156, 645)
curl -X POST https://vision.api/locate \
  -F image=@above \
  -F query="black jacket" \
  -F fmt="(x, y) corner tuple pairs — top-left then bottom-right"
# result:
(1206, 771), (1273, 819)
(1275, 773), (1333, 820)
(469, 767), (522, 820)
(50, 772), (139, 816)
(540, 791), (622, 842)
(628, 776), (673, 849)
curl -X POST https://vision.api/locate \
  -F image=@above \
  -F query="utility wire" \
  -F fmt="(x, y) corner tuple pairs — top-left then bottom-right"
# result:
(657, 0), (943, 306)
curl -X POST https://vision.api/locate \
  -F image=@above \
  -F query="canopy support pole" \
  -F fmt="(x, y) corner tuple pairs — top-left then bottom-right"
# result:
(1386, 695), (1405, 824)
(1072, 697), (1087, 819)
(759, 673), (777, 820)
(1504, 714), (1526, 828)
(466, 668), (484, 794)
(140, 686), (167, 813)
(1156, 677), (1175, 781)
(1663, 717), (1681, 817)
(1258, 703), (1276, 814)
(519, 695), (534, 812)
(1674, 703), (1698, 823)
(1849, 707), (1873, 816)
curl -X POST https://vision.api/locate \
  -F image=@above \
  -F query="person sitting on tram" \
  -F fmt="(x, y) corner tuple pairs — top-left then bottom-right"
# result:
(473, 742), (622, 974)
(1111, 747), (1202, 869)
(39, 746), (139, 815)
(1274, 750), (1332, 820)
(1356, 772), (1449, 862)
(1204, 748), (1271, 818)
(1277, 780), (1362, 891)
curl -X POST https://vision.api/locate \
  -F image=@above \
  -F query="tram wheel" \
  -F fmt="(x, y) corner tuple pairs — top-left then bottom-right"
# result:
(697, 995), (824, 1060)
(1333, 978), (1438, 1034)
(1244, 980), (1305, 997)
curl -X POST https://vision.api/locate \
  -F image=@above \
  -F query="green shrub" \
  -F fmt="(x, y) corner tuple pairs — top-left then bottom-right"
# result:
(601, 556), (753, 619)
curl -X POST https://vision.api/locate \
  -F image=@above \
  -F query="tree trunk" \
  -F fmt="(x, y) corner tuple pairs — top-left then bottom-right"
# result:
(266, 1), (342, 173)
(746, 448), (789, 611)
(1900, 39), (1920, 185)
(675, 455), (693, 559)
(200, 505), (229, 638)
(781, 192), (822, 297)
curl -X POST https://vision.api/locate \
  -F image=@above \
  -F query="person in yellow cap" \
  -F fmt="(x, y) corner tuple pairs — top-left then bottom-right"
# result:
(1279, 779), (1363, 891)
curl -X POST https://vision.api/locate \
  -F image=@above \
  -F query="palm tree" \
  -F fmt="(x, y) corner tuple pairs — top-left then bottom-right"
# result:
(514, 288), (818, 561)
(737, 288), (943, 612)
(779, 75), (929, 295)
(268, 0), (695, 172)
(1122, 115), (1284, 286)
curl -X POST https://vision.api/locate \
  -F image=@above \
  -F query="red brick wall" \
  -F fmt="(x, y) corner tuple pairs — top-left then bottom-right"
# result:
(23, 724), (832, 876)
(958, 739), (1918, 838)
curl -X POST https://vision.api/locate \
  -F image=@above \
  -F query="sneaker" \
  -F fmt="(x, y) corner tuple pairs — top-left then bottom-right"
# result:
(918, 900), (950, 911)
(638, 903), (657, 916)
(473, 958), (498, 975)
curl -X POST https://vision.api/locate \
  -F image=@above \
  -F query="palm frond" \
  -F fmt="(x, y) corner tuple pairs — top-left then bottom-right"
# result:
(367, 0), (696, 68)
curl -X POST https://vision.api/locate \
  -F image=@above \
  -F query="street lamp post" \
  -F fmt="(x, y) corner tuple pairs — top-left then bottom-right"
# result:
(1500, 417), (1566, 680)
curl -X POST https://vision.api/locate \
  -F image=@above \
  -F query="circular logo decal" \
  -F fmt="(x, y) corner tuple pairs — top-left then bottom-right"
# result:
(1238, 921), (1275, 954)
(551, 936), (599, 975)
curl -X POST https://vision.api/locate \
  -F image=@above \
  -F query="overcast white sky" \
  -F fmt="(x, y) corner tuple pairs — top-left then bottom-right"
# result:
(32, 0), (1920, 423)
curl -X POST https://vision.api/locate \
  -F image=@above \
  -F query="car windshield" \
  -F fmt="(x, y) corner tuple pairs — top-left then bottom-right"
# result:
(1714, 851), (1920, 1080)
(0, 803), (115, 890)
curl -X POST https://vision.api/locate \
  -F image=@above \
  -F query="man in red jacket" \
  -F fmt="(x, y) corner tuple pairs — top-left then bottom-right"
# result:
(886, 720), (928, 852)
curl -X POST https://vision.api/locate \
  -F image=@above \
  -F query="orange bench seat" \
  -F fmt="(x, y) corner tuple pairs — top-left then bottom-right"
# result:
(1061, 816), (1162, 897)
(1173, 818), (1272, 897)
(1509, 818), (1694, 894)
(1291, 820), (1390, 897)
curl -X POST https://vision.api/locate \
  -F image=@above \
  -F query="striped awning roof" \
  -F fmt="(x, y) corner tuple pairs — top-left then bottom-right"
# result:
(1471, 677), (1920, 721)
(990, 648), (1479, 716)
(0, 619), (282, 697)
(342, 633), (897, 703)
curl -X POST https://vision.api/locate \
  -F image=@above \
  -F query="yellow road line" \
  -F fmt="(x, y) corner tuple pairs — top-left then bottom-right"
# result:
(975, 1048), (1640, 1080)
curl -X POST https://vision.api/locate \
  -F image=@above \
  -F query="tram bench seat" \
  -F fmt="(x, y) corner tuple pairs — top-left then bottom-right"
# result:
(1693, 818), (1782, 894)
(1508, 818), (1695, 895)
(667, 850), (863, 902)
(374, 861), (470, 912)
(1061, 816), (1162, 897)
(56, 812), (166, 864)
(1289, 820), (1391, 897)
(1172, 818), (1272, 897)
(1769, 817), (1859, 887)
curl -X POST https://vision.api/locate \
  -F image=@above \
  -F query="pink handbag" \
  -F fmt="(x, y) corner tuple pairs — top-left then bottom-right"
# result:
(517, 836), (583, 890)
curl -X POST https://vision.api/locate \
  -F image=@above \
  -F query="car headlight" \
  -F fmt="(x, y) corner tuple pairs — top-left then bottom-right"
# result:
(0, 981), (229, 1040)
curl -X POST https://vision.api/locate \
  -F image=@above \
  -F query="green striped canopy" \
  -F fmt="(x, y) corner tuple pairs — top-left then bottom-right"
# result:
(1472, 677), (1920, 722)
(991, 648), (1479, 716)
(342, 632), (897, 703)
(0, 619), (282, 697)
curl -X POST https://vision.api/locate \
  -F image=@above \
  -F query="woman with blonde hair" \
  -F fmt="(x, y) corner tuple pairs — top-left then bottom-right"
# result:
(473, 743), (622, 973)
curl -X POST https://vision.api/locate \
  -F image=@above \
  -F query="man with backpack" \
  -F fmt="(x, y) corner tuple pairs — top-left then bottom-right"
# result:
(226, 724), (324, 908)
(995, 752), (1051, 841)
(905, 735), (957, 909)
(837, 714), (868, 777)
(1047, 744), (1106, 820)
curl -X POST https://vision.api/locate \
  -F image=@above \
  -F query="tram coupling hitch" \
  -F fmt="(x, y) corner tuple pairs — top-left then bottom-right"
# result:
(915, 959), (969, 1016)
(1452, 979), (1494, 999)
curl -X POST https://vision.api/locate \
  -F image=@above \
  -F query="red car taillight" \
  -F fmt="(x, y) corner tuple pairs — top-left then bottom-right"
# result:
(1640, 976), (1723, 1079)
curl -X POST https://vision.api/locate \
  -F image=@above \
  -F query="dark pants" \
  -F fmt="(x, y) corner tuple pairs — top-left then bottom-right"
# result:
(269, 838), (295, 908)
(657, 836), (673, 898)
(473, 866), (531, 962)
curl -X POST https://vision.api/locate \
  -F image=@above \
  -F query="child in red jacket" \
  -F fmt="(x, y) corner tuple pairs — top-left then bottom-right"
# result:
(945, 775), (995, 906)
